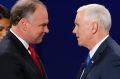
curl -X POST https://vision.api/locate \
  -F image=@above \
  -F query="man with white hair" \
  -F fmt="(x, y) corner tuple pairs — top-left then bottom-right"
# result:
(73, 4), (120, 79)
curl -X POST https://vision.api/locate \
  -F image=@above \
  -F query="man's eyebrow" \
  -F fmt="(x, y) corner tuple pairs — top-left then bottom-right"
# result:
(40, 23), (48, 26)
(74, 22), (78, 25)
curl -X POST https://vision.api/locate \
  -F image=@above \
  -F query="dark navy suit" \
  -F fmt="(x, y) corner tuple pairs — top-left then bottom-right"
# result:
(77, 37), (120, 79)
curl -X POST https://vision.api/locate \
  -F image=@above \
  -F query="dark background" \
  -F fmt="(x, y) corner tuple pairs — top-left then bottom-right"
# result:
(0, 0), (120, 79)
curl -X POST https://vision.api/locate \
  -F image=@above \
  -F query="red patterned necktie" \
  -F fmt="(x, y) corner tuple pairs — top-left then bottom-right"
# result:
(28, 45), (46, 79)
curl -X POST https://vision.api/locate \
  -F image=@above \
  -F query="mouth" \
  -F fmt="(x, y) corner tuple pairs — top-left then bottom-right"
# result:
(41, 34), (44, 37)
(76, 36), (79, 39)
(0, 36), (3, 40)
(76, 36), (80, 41)
(40, 33), (46, 39)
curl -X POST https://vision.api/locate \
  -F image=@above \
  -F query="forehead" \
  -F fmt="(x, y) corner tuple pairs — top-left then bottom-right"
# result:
(75, 12), (85, 23)
(29, 4), (48, 23)
(33, 5), (47, 18)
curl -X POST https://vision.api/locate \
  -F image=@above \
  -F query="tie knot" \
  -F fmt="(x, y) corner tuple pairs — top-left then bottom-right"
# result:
(28, 45), (36, 57)
(28, 45), (33, 50)
(85, 54), (90, 65)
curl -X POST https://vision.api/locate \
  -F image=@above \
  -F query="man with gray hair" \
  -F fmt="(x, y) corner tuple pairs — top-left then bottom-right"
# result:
(0, 0), (49, 79)
(73, 4), (120, 79)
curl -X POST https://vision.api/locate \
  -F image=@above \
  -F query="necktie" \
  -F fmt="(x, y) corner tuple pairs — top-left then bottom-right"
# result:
(28, 45), (46, 79)
(85, 54), (90, 66)
(80, 54), (91, 79)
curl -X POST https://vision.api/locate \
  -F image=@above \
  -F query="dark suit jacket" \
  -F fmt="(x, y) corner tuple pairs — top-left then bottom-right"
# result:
(0, 31), (47, 79)
(77, 36), (120, 79)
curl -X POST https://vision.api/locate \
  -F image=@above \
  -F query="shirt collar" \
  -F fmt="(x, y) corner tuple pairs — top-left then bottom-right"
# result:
(89, 35), (109, 58)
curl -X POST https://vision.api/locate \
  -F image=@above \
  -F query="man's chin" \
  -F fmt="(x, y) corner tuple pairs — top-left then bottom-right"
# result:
(33, 39), (43, 44)
(37, 39), (42, 44)
(78, 42), (82, 46)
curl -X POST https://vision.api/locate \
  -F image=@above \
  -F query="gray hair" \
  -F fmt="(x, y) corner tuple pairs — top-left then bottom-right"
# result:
(10, 0), (46, 25)
(77, 4), (111, 32)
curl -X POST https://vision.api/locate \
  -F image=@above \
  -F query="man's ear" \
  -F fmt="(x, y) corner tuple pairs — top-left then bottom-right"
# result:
(91, 22), (98, 34)
(19, 18), (27, 26)
(18, 18), (28, 31)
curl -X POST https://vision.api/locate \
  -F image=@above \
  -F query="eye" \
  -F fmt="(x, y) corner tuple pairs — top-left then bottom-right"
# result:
(39, 23), (48, 27)
(0, 26), (4, 31)
(75, 23), (79, 27)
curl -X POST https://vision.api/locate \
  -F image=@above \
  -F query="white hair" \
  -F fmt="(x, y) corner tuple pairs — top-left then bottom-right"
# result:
(77, 4), (111, 32)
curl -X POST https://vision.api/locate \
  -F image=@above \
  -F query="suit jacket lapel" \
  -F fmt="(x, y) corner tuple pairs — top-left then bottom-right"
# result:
(76, 63), (86, 79)
(81, 61), (93, 79)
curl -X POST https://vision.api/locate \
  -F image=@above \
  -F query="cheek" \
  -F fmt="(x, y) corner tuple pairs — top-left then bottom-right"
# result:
(78, 29), (89, 39)
(34, 29), (43, 37)
(37, 27), (44, 33)
(37, 29), (43, 35)
(77, 28), (83, 35)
